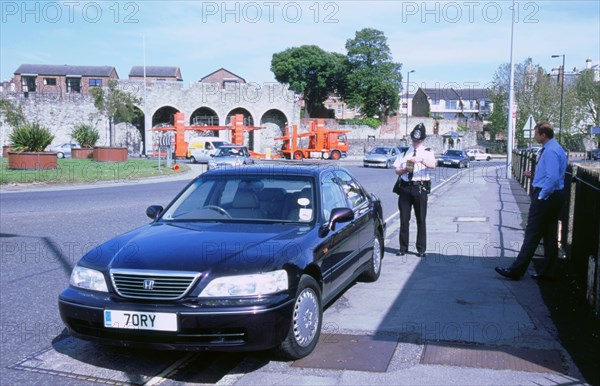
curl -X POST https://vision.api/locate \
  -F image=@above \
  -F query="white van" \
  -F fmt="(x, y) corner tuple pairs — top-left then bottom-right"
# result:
(188, 139), (230, 163)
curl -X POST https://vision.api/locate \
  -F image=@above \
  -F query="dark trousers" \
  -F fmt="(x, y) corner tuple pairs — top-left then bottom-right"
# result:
(397, 184), (428, 254)
(509, 188), (565, 277)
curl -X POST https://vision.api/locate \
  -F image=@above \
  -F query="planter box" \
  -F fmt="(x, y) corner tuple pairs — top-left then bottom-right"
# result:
(93, 147), (128, 162)
(2, 146), (13, 157)
(72, 148), (94, 159)
(7, 152), (58, 170)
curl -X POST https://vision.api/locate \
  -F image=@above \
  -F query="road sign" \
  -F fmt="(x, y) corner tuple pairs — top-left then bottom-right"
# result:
(591, 126), (600, 135)
(522, 114), (536, 133)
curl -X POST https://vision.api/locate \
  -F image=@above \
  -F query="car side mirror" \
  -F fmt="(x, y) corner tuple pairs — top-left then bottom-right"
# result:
(146, 205), (163, 220)
(327, 207), (354, 231)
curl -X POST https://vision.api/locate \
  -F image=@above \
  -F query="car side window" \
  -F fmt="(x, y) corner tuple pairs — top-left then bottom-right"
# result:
(321, 172), (349, 220)
(335, 170), (367, 209)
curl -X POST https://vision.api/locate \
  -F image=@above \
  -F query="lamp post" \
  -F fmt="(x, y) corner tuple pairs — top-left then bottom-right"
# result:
(405, 70), (415, 141)
(551, 54), (565, 143)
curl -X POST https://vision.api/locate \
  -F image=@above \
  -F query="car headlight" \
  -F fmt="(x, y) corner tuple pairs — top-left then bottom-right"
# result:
(199, 270), (288, 297)
(70, 266), (108, 292)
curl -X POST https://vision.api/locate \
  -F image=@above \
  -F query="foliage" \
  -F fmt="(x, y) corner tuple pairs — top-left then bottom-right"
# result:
(71, 123), (100, 148)
(9, 123), (54, 152)
(271, 45), (347, 117)
(560, 131), (585, 152)
(341, 117), (380, 129)
(0, 99), (27, 128)
(573, 69), (600, 127)
(90, 79), (141, 146)
(344, 28), (403, 122)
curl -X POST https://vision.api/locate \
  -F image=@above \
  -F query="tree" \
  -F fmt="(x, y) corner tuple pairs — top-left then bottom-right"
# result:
(344, 28), (402, 122)
(0, 99), (27, 128)
(573, 68), (600, 127)
(90, 79), (141, 146)
(271, 45), (347, 117)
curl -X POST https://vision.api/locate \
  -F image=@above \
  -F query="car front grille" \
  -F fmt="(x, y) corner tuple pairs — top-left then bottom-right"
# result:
(110, 269), (201, 300)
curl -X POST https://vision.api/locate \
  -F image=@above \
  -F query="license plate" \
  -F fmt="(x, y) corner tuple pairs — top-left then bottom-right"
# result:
(444, 161), (451, 165)
(104, 310), (177, 331)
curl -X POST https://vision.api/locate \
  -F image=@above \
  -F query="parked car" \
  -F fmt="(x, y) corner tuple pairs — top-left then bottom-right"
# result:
(437, 149), (470, 168)
(466, 148), (491, 161)
(49, 143), (78, 158)
(397, 146), (410, 155)
(590, 148), (600, 160)
(207, 145), (254, 170)
(58, 165), (385, 359)
(188, 139), (230, 163)
(363, 146), (401, 168)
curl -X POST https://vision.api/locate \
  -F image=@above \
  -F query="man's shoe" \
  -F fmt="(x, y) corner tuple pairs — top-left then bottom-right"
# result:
(396, 250), (406, 256)
(495, 267), (521, 281)
(416, 252), (426, 257)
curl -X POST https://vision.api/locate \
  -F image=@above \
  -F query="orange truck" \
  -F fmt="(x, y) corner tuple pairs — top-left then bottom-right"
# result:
(276, 120), (349, 160)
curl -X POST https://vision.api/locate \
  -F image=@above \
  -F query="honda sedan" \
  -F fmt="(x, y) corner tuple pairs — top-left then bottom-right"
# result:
(59, 165), (385, 359)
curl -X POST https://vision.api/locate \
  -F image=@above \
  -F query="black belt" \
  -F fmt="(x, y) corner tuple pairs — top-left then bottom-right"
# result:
(400, 180), (430, 186)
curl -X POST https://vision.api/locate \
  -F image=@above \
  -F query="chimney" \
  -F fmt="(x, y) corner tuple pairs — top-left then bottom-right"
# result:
(586, 58), (592, 69)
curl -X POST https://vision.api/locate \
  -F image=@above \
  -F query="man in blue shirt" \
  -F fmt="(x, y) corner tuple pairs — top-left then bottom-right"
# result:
(495, 122), (567, 280)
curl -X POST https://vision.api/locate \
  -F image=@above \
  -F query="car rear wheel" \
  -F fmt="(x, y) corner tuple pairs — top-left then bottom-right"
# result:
(360, 233), (383, 282)
(276, 275), (322, 359)
(190, 156), (197, 164)
(486, 156), (491, 161)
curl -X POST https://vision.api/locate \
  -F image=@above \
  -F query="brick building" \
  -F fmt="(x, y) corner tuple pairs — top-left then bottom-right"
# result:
(128, 66), (183, 83)
(13, 64), (118, 95)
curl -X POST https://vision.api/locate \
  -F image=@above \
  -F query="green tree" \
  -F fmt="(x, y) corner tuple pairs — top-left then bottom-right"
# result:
(573, 68), (600, 127)
(271, 45), (347, 117)
(90, 79), (141, 146)
(344, 28), (402, 122)
(0, 99), (27, 128)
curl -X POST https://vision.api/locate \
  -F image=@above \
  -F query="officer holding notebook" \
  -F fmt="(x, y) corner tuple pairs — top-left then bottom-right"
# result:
(393, 123), (436, 257)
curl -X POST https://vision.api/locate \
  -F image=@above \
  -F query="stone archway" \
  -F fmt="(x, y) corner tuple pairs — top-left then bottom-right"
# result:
(190, 107), (220, 137)
(260, 109), (288, 154)
(152, 106), (179, 128)
(226, 107), (255, 148)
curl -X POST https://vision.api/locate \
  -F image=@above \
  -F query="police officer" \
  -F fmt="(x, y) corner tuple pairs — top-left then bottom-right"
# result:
(393, 123), (436, 257)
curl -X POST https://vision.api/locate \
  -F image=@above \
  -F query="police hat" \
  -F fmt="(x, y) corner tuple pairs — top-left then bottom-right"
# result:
(410, 123), (427, 141)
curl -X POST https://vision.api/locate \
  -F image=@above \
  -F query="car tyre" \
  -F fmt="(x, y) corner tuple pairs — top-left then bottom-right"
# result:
(486, 156), (491, 161)
(190, 156), (197, 164)
(275, 275), (322, 360)
(360, 233), (383, 282)
(385, 160), (391, 169)
(56, 152), (64, 159)
(465, 161), (470, 168)
(330, 150), (341, 160)
(293, 151), (304, 160)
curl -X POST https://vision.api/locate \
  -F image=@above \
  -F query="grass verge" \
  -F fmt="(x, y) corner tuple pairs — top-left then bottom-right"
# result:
(0, 158), (189, 185)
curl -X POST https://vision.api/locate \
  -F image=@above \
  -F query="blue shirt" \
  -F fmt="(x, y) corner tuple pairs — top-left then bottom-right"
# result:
(532, 138), (567, 200)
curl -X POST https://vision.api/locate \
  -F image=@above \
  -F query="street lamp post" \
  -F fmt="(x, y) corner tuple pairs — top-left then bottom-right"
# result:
(551, 54), (565, 143)
(405, 70), (415, 140)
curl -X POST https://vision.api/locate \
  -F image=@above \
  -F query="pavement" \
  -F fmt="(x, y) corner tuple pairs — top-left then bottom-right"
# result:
(0, 158), (591, 385)
(221, 162), (590, 385)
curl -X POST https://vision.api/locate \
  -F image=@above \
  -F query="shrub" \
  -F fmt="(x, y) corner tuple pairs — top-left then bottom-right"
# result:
(9, 123), (54, 152)
(71, 124), (100, 148)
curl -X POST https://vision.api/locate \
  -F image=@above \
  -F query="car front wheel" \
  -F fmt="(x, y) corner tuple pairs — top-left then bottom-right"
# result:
(190, 156), (197, 164)
(56, 152), (64, 159)
(276, 275), (322, 359)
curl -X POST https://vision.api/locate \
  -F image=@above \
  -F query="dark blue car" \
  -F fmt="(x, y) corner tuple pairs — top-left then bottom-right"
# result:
(59, 164), (385, 359)
(437, 149), (471, 168)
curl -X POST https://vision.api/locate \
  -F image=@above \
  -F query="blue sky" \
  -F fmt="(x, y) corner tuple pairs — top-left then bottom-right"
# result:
(1, 1), (599, 90)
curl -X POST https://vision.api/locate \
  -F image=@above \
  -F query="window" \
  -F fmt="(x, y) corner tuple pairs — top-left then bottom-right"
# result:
(44, 78), (57, 86)
(21, 76), (36, 92)
(88, 79), (102, 87)
(335, 171), (367, 209)
(321, 172), (349, 220)
(66, 78), (81, 93)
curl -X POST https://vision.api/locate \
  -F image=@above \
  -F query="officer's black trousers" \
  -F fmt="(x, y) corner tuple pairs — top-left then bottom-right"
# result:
(397, 184), (428, 254)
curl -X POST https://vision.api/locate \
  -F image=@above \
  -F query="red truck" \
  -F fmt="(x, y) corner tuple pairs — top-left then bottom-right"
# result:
(276, 120), (349, 160)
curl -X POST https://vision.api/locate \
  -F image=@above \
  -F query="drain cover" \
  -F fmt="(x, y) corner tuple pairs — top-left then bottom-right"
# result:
(292, 334), (398, 372)
(421, 343), (565, 373)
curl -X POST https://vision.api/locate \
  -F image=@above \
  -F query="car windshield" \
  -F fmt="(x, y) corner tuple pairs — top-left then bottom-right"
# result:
(215, 147), (247, 157)
(370, 147), (390, 155)
(445, 150), (463, 156)
(161, 175), (315, 223)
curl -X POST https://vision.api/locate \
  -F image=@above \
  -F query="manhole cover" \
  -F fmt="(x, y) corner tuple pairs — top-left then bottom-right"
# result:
(454, 217), (488, 222)
(421, 343), (565, 373)
(292, 334), (398, 372)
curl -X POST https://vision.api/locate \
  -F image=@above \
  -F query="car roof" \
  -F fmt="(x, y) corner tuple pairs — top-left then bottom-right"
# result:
(202, 164), (347, 178)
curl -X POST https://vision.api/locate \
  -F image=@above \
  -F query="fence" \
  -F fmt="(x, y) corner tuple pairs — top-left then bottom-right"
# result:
(512, 150), (600, 316)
